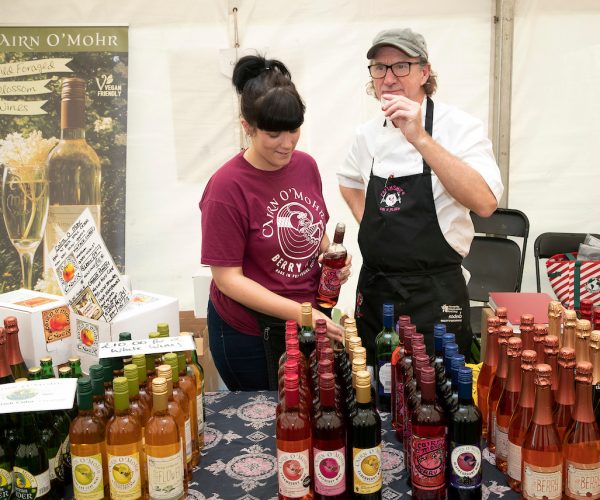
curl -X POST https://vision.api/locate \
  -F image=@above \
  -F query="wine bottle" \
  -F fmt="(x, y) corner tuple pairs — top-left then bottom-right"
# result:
(0, 436), (12, 499)
(575, 319), (591, 364)
(276, 373), (312, 500)
(563, 310), (577, 350)
(410, 366), (446, 499)
(118, 331), (133, 367)
(395, 325), (416, 443)
(506, 349), (537, 492)
(437, 343), (459, 412)
(106, 376), (146, 499)
(99, 358), (115, 413)
(351, 370), (382, 499)
(391, 318), (411, 432)
(445, 354), (466, 415)
(131, 354), (153, 416)
(89, 364), (112, 426)
(448, 367), (482, 500)
(0, 327), (15, 385)
(431, 326), (447, 386)
(68, 356), (83, 378)
(70, 376), (108, 499)
(579, 299), (593, 323)
(591, 332), (600, 424)
(36, 410), (64, 497)
(543, 335), (559, 401)
(45, 77), (101, 265)
(14, 412), (51, 499)
(176, 352), (200, 466)
(312, 372), (346, 499)
(563, 361), (600, 500)
(375, 303), (398, 412)
(124, 364), (151, 438)
(145, 377), (185, 500)
(40, 356), (55, 379)
(495, 337), (522, 473)
(316, 222), (347, 309)
(593, 307), (600, 330)
(521, 364), (562, 500)
(299, 302), (316, 360)
(519, 314), (535, 351)
(178, 332), (206, 448)
(4, 316), (28, 380)
(554, 347), (576, 441)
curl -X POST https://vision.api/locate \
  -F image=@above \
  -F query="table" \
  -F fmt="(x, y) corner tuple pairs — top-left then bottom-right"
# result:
(186, 391), (519, 499)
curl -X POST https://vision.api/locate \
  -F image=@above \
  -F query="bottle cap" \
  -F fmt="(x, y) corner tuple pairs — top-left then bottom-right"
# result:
(132, 354), (146, 368)
(442, 332), (456, 347)
(576, 319), (591, 338)
(40, 356), (53, 364)
(3, 316), (18, 333)
(317, 336), (330, 350)
(544, 335), (559, 356)
(124, 364), (138, 380)
(412, 333), (424, 346)
(318, 359), (333, 375)
(420, 366), (435, 384)
(507, 337), (523, 357)
(113, 376), (129, 394)
(451, 354), (465, 371)
(352, 358), (366, 372)
(495, 307), (508, 319)
(575, 361), (593, 383)
(413, 343), (427, 356)
(148, 331), (160, 339)
(157, 364), (172, 381)
(521, 349), (537, 368)
(157, 323), (169, 337)
(152, 377), (167, 395)
(404, 324), (417, 336)
(28, 366), (41, 376)
(344, 317), (356, 328)
(355, 370), (371, 389)
(315, 318), (327, 329)
(119, 332), (132, 341)
(348, 336), (362, 349)
(286, 319), (298, 331)
(534, 363), (552, 386)
(77, 375), (93, 393)
(498, 326), (513, 342)
(564, 309), (577, 327)
(284, 373), (299, 391)
(319, 372), (335, 391)
(580, 299), (593, 313)
(590, 331), (600, 350)
(89, 364), (104, 383)
(557, 347), (576, 368)
(287, 349), (300, 363)
(414, 353), (430, 371)
(383, 303), (394, 316)
(458, 366), (473, 384)
(352, 346), (366, 361)
(301, 302), (312, 314)
(68, 356), (81, 364)
(321, 347), (334, 362)
(58, 366), (72, 377)
(433, 323), (446, 336)
(520, 314), (534, 326)
(548, 301), (563, 318)
(398, 315), (411, 327)
(286, 337), (299, 350)
(177, 352), (187, 372)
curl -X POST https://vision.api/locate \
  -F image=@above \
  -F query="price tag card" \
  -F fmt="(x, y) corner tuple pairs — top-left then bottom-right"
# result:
(98, 335), (196, 359)
(48, 208), (131, 322)
(0, 378), (77, 414)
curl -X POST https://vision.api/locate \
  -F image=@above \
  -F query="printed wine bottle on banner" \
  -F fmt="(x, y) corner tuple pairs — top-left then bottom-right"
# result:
(45, 77), (101, 266)
(375, 303), (398, 412)
(316, 222), (346, 309)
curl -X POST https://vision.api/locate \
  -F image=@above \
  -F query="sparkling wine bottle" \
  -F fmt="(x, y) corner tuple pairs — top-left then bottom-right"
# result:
(547, 301), (563, 347)
(575, 319), (591, 364)
(590, 332), (600, 424)
(554, 347), (576, 441)
(579, 299), (593, 323)
(4, 316), (28, 380)
(563, 309), (578, 351)
(521, 364), (562, 500)
(0, 327), (15, 385)
(476, 316), (500, 441)
(519, 314), (535, 352)
(543, 335), (559, 402)
(562, 361), (600, 500)
(486, 326), (512, 453)
(375, 303), (398, 412)
(316, 222), (347, 309)
(45, 77), (101, 266)
(533, 324), (548, 365)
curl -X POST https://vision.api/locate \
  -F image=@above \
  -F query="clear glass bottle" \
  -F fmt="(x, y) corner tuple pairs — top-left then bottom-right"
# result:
(316, 222), (347, 309)
(176, 352), (200, 466)
(89, 364), (112, 426)
(299, 302), (316, 360)
(554, 347), (576, 441)
(131, 354), (153, 415)
(477, 317), (500, 440)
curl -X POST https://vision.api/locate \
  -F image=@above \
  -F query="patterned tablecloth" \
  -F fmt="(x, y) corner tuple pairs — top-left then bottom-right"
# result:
(184, 390), (519, 500)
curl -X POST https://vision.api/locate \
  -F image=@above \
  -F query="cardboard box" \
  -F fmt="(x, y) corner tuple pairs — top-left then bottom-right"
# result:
(0, 289), (74, 372)
(73, 290), (179, 373)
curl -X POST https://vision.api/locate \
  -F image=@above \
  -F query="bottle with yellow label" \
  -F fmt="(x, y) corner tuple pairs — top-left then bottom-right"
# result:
(106, 376), (146, 499)
(145, 377), (185, 500)
(70, 376), (108, 499)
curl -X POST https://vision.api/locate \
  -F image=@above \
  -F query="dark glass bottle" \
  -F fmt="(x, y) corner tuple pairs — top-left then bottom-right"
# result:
(4, 316), (28, 380)
(431, 327), (447, 386)
(13, 412), (51, 498)
(36, 410), (64, 497)
(316, 222), (347, 309)
(0, 327), (16, 385)
(118, 331), (133, 366)
(444, 354), (465, 415)
(437, 343), (459, 410)
(89, 363), (113, 425)
(375, 303), (399, 412)
(39, 356), (55, 379)
(448, 367), (482, 500)
(410, 366), (446, 499)
(394, 324), (416, 443)
(351, 370), (382, 499)
(0, 435), (11, 499)
(99, 357), (115, 412)
(68, 356), (83, 378)
(299, 302), (316, 361)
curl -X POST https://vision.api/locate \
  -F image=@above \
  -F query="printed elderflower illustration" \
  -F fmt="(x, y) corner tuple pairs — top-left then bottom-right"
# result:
(0, 130), (58, 173)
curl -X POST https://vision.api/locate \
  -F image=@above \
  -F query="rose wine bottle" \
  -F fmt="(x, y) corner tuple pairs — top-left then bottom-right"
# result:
(70, 376), (109, 499)
(486, 325), (512, 453)
(351, 370), (382, 499)
(593, 307), (600, 330)
(277, 373), (312, 500)
(543, 335), (559, 402)
(448, 367), (482, 500)
(375, 303), (399, 412)
(575, 319), (591, 364)
(299, 302), (316, 360)
(521, 364), (562, 500)
(316, 222), (347, 309)
(4, 317), (28, 380)
(395, 325), (416, 442)
(563, 361), (600, 500)
(554, 347), (576, 441)
(45, 77), (101, 265)
(410, 366), (446, 499)
(495, 337), (522, 473)
(563, 310), (578, 350)
(495, 306), (508, 327)
(520, 314), (535, 352)
(0, 327), (15, 385)
(312, 372), (347, 499)
(145, 377), (185, 500)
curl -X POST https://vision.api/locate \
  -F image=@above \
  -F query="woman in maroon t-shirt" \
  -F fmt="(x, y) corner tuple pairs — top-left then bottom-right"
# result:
(200, 55), (351, 390)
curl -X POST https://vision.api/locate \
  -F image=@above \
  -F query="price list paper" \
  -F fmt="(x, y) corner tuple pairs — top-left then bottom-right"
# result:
(0, 378), (77, 414)
(49, 208), (130, 322)
(98, 335), (196, 359)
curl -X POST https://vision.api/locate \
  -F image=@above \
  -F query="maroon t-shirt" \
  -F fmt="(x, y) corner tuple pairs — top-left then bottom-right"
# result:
(200, 150), (329, 336)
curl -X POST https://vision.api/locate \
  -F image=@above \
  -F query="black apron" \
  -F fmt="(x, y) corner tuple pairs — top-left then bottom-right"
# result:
(355, 97), (471, 366)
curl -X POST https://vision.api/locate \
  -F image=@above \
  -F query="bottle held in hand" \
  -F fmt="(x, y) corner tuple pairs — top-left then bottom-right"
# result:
(316, 223), (347, 309)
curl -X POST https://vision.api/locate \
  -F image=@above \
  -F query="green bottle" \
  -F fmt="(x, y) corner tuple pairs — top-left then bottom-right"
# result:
(28, 367), (42, 381)
(39, 357), (55, 379)
(0, 436), (12, 499)
(375, 303), (399, 412)
(118, 331), (133, 366)
(68, 356), (83, 378)
(157, 322), (170, 338)
(13, 412), (51, 498)
(36, 412), (64, 497)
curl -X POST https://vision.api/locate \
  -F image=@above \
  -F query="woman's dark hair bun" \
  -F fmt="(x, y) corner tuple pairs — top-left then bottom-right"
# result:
(232, 55), (291, 94)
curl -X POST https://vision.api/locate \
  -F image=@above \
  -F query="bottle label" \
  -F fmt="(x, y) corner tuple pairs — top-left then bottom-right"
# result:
(352, 445), (382, 494)
(317, 266), (341, 298)
(377, 361), (392, 394)
(495, 424), (509, 461)
(449, 443), (482, 488)
(522, 462), (562, 500)
(277, 448), (311, 498)
(0, 467), (11, 499)
(507, 440), (522, 481)
(395, 381), (405, 429)
(411, 436), (446, 490)
(13, 466), (51, 499)
(71, 453), (105, 499)
(108, 452), (142, 499)
(146, 450), (184, 499)
(185, 418), (192, 463)
(565, 461), (600, 499)
(196, 394), (204, 434)
(313, 447), (345, 495)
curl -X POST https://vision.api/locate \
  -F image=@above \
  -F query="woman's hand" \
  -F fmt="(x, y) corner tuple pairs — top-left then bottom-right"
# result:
(313, 308), (344, 344)
(317, 253), (353, 285)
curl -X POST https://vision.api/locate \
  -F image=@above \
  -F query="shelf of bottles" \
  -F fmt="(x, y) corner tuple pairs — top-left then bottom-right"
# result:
(0, 316), (205, 500)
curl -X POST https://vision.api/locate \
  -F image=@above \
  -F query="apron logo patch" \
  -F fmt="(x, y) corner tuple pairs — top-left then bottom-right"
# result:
(355, 291), (364, 318)
(441, 304), (463, 322)
(379, 184), (405, 212)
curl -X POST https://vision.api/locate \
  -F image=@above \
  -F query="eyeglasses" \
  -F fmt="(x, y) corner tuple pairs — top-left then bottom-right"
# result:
(367, 61), (421, 79)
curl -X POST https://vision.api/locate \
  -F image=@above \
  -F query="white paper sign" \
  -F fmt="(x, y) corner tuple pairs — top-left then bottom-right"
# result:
(98, 335), (196, 359)
(49, 208), (131, 322)
(0, 378), (77, 414)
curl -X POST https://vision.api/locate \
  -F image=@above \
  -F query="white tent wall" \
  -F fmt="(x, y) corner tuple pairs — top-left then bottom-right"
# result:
(1, 1), (598, 314)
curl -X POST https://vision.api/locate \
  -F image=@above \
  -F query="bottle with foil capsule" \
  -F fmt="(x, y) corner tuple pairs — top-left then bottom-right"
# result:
(99, 358), (115, 412)
(554, 347), (576, 441)
(495, 337), (522, 473)
(131, 354), (153, 415)
(410, 366), (446, 499)
(277, 373), (312, 500)
(519, 314), (535, 351)
(495, 307), (508, 328)
(594, 307), (600, 330)
(448, 367), (482, 500)
(563, 361), (600, 500)
(533, 324), (548, 365)
(547, 301), (562, 346)
(316, 222), (347, 308)
(579, 298), (593, 323)
(431, 326), (447, 386)
(375, 303), (398, 412)
(590, 332), (600, 423)
(4, 316), (28, 380)
(563, 310), (578, 350)
(476, 316), (500, 440)
(299, 302), (316, 360)
(521, 364), (563, 500)
(124, 364), (151, 437)
(575, 319), (591, 363)
(543, 335), (559, 402)
(351, 370), (382, 499)
(506, 349), (537, 493)
(486, 326), (512, 454)
(179, 331), (206, 451)
(0, 327), (15, 385)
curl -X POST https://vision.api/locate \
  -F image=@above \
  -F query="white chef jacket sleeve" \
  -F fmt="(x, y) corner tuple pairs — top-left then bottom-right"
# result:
(337, 127), (368, 190)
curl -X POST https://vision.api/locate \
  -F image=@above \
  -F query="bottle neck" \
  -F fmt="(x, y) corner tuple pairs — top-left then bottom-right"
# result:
(496, 344), (509, 378)
(576, 337), (590, 362)
(285, 386), (300, 409)
(519, 370), (536, 408)
(572, 381), (595, 423)
(320, 385), (335, 409)
(6, 332), (24, 364)
(0, 342), (11, 378)
(355, 384), (371, 405)
(483, 333), (499, 367)
(592, 350), (600, 384)
(532, 384), (554, 425)
(382, 313), (393, 330)
(458, 379), (473, 403)
(114, 391), (129, 413)
(61, 128), (85, 140)
(505, 356), (521, 392)
(421, 379), (436, 403)
(152, 392), (168, 413)
(556, 364), (576, 405)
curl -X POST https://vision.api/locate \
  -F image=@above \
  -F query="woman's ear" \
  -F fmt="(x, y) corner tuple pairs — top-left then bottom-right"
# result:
(240, 118), (253, 137)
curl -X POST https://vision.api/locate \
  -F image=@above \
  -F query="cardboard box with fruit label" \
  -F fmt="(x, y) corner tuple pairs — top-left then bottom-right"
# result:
(0, 289), (74, 373)
(73, 290), (179, 373)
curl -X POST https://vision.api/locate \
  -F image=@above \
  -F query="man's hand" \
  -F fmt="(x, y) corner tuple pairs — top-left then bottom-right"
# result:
(381, 93), (427, 146)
